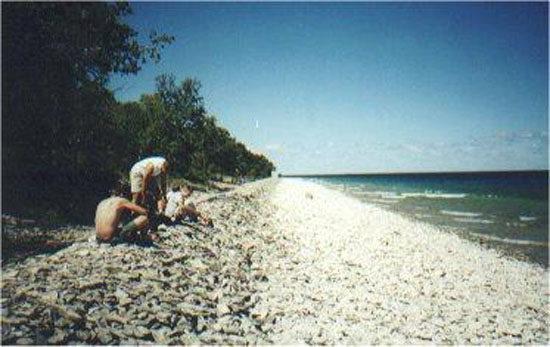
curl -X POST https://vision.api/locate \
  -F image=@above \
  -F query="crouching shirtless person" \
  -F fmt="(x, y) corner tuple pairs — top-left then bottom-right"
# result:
(94, 196), (151, 243)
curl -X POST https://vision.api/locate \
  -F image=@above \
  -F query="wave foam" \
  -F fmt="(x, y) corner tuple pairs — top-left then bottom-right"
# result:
(470, 232), (548, 247)
(414, 214), (433, 218)
(345, 189), (467, 200)
(371, 199), (399, 204)
(403, 193), (467, 199)
(519, 216), (537, 222)
(453, 218), (494, 224)
(358, 191), (405, 199)
(441, 210), (482, 218)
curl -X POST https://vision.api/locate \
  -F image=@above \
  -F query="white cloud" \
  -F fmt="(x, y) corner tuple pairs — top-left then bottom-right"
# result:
(249, 147), (266, 156)
(265, 143), (282, 152)
(369, 131), (548, 170)
(403, 144), (423, 154)
(277, 131), (548, 174)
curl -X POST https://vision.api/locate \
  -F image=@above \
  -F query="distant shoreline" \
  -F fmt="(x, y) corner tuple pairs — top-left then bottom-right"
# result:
(281, 169), (549, 178)
(281, 172), (548, 266)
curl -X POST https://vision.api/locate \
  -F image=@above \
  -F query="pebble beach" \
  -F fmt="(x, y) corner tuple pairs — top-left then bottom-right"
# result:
(1, 178), (549, 344)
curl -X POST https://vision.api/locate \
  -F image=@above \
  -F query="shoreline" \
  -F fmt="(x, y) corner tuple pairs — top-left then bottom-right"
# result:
(1, 178), (548, 344)
(304, 175), (549, 268)
(258, 178), (548, 344)
(357, 196), (549, 268)
(281, 169), (549, 177)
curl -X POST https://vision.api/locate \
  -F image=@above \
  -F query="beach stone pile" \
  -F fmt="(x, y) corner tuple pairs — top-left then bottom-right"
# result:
(255, 179), (549, 344)
(2, 224), (92, 266)
(1, 180), (278, 345)
(3, 178), (548, 345)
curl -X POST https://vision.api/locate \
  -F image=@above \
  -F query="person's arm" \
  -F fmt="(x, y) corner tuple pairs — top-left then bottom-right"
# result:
(160, 163), (167, 200)
(180, 205), (211, 224)
(180, 204), (199, 217)
(157, 199), (166, 214)
(119, 201), (148, 215)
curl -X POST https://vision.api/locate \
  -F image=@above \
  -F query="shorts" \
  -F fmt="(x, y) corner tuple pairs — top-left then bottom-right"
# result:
(96, 227), (120, 244)
(130, 170), (160, 195)
(96, 217), (135, 244)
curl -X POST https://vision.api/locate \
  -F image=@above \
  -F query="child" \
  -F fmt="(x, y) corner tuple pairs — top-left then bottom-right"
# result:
(165, 185), (213, 227)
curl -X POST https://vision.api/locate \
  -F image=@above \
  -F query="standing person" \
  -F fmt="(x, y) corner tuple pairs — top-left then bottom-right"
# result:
(129, 156), (168, 206)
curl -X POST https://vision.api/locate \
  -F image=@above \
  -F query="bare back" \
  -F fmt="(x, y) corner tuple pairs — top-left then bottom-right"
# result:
(94, 196), (128, 241)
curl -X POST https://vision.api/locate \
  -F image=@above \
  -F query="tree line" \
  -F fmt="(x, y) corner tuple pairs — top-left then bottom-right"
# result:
(2, 2), (274, 222)
(114, 74), (275, 183)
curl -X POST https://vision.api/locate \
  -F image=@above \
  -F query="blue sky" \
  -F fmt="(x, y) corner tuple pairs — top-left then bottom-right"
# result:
(110, 2), (548, 174)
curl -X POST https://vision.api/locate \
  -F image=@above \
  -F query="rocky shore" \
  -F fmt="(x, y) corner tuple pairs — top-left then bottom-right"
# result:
(1, 178), (549, 344)
(257, 179), (549, 344)
(1, 180), (278, 345)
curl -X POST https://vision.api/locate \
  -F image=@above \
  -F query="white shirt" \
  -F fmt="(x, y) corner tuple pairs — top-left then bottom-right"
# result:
(165, 191), (183, 217)
(130, 157), (166, 176)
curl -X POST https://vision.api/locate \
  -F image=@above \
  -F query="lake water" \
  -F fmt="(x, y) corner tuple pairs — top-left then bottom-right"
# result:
(296, 171), (548, 267)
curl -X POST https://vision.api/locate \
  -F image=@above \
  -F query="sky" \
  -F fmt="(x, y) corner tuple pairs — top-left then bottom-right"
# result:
(110, 2), (548, 175)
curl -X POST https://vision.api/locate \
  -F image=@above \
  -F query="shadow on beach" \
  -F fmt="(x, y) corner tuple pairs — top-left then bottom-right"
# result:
(2, 228), (76, 266)
(1, 225), (163, 267)
(1, 222), (93, 266)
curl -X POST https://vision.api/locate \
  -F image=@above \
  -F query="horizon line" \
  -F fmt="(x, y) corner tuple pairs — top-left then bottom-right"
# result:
(280, 169), (549, 177)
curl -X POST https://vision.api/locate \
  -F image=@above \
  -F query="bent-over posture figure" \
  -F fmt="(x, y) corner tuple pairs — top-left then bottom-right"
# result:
(94, 196), (149, 243)
(130, 156), (168, 206)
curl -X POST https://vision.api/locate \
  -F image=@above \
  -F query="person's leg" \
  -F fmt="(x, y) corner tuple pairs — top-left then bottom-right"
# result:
(119, 215), (148, 241)
(133, 215), (159, 242)
(157, 199), (166, 214)
(143, 189), (161, 231)
(130, 170), (143, 204)
(182, 202), (199, 223)
(182, 211), (199, 223)
(133, 215), (148, 231)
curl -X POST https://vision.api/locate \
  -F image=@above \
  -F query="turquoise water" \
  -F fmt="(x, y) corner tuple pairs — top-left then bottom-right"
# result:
(298, 171), (548, 267)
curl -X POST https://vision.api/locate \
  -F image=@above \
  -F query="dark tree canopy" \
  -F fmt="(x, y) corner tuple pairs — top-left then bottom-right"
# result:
(114, 73), (275, 182)
(2, 2), (273, 223)
(2, 2), (173, 222)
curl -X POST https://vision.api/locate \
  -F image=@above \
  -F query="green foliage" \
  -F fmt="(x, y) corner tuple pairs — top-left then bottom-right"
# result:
(2, 3), (273, 223)
(114, 73), (275, 183)
(2, 2), (172, 222)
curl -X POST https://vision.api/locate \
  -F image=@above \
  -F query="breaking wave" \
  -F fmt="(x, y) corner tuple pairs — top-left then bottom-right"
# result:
(441, 210), (483, 218)
(470, 232), (548, 247)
